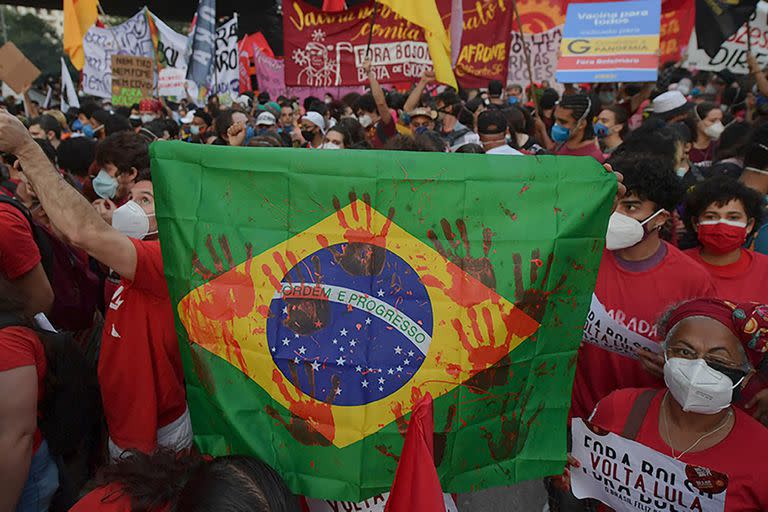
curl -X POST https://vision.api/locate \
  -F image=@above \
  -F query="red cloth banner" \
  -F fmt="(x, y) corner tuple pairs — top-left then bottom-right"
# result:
(438, 0), (515, 88)
(283, 0), (513, 89)
(659, 0), (694, 64)
(283, 0), (432, 87)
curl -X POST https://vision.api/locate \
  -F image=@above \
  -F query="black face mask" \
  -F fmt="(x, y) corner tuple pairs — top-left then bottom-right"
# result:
(301, 129), (315, 141)
(706, 360), (749, 403)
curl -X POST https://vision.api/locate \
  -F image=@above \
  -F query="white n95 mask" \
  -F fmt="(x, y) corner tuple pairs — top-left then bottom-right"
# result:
(112, 200), (157, 240)
(605, 210), (664, 250)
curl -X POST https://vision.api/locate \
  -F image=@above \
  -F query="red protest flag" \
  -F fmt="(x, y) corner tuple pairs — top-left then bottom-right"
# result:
(384, 393), (446, 512)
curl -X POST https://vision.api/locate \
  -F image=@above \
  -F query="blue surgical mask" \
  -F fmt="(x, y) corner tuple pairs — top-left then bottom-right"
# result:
(93, 169), (118, 199)
(594, 122), (610, 138)
(551, 123), (571, 143)
(190, 125), (201, 136)
(414, 126), (428, 135)
(72, 119), (83, 131)
(507, 96), (519, 105)
(245, 126), (256, 145)
(83, 124), (95, 138)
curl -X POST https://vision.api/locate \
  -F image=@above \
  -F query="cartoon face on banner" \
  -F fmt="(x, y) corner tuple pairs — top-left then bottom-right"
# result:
(292, 30), (354, 87)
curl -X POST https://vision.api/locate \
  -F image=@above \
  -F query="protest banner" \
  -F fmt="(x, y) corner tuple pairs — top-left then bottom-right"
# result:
(304, 492), (458, 512)
(187, 0), (216, 89)
(111, 55), (154, 106)
(437, 0), (515, 89)
(583, 294), (662, 359)
(151, 143), (615, 501)
(0, 42), (41, 94)
(508, 26), (562, 87)
(571, 418), (728, 512)
(685, 0), (768, 73)
(212, 16), (239, 106)
(254, 46), (286, 101)
(283, 0), (432, 87)
(557, 0), (661, 83)
(658, 0), (693, 64)
(82, 10), (154, 99)
(148, 11), (190, 97)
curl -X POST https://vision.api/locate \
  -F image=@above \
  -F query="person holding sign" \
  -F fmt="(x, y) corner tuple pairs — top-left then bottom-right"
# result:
(581, 298), (768, 511)
(572, 154), (715, 422)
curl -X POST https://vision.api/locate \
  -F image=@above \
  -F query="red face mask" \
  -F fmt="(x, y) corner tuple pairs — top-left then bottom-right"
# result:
(697, 220), (748, 254)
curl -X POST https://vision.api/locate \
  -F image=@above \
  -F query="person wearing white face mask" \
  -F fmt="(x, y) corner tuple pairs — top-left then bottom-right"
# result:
(690, 102), (724, 167)
(579, 298), (768, 511)
(570, 155), (715, 425)
(0, 112), (193, 463)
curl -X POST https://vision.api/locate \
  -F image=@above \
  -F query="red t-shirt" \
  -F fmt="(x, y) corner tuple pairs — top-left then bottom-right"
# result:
(555, 141), (606, 163)
(684, 248), (768, 303)
(70, 484), (170, 512)
(371, 116), (397, 149)
(592, 388), (768, 512)
(571, 243), (715, 419)
(0, 326), (46, 452)
(0, 201), (41, 280)
(689, 141), (717, 167)
(98, 239), (186, 452)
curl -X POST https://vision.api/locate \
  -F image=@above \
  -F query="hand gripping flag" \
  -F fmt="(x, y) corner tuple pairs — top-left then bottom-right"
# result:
(150, 143), (615, 502)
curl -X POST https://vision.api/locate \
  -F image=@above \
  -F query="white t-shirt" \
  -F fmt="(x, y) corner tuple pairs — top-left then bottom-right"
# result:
(486, 144), (523, 156)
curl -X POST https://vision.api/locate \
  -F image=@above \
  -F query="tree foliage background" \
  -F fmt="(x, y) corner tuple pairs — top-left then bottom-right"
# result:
(1, 7), (66, 82)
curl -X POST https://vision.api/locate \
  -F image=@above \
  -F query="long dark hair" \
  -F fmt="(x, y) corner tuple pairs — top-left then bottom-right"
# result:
(91, 450), (300, 512)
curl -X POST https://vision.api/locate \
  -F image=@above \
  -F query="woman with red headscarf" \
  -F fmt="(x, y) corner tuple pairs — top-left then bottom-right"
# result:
(573, 298), (768, 511)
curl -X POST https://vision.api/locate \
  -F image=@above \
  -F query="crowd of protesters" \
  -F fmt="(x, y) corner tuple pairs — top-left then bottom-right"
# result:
(2, 53), (768, 511)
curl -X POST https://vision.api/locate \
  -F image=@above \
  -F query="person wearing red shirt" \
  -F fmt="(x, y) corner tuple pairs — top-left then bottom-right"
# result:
(582, 299), (768, 511)
(682, 177), (768, 302)
(70, 450), (297, 511)
(551, 93), (606, 163)
(0, 111), (191, 460)
(354, 58), (397, 150)
(0, 283), (58, 511)
(571, 155), (715, 421)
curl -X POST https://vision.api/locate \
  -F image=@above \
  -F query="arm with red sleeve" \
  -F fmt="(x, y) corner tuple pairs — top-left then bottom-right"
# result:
(0, 204), (54, 316)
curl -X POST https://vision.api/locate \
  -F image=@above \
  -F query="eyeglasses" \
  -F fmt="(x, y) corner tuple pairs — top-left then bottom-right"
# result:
(666, 345), (743, 370)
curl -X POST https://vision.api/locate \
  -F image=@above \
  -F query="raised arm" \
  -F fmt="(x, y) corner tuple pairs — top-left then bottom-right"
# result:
(749, 53), (768, 98)
(0, 111), (138, 281)
(363, 58), (392, 126)
(403, 70), (436, 114)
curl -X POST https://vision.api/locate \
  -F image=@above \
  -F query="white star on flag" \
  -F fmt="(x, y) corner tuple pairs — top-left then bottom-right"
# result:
(365, 317), (372, 325)
(377, 289), (385, 297)
(298, 346), (306, 355)
(408, 351), (414, 357)
(336, 356), (346, 366)
(355, 365), (362, 372)
(396, 365), (403, 372)
(362, 380), (369, 388)
(271, 347), (276, 353)
(282, 306), (288, 314)
(333, 338), (338, 344)
(394, 346), (402, 354)
(282, 338), (290, 346)
(378, 377), (385, 384)
(388, 368), (394, 375)
(403, 359), (410, 365)
(350, 339), (357, 347)
(294, 333), (299, 338)
(335, 387), (342, 395)
(340, 328), (348, 336)
(339, 346), (345, 352)
(311, 360), (321, 371)
(294, 357), (300, 364)
(378, 386), (384, 391)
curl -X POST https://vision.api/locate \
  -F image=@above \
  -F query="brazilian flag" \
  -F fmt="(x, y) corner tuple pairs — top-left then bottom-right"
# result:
(150, 143), (614, 501)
